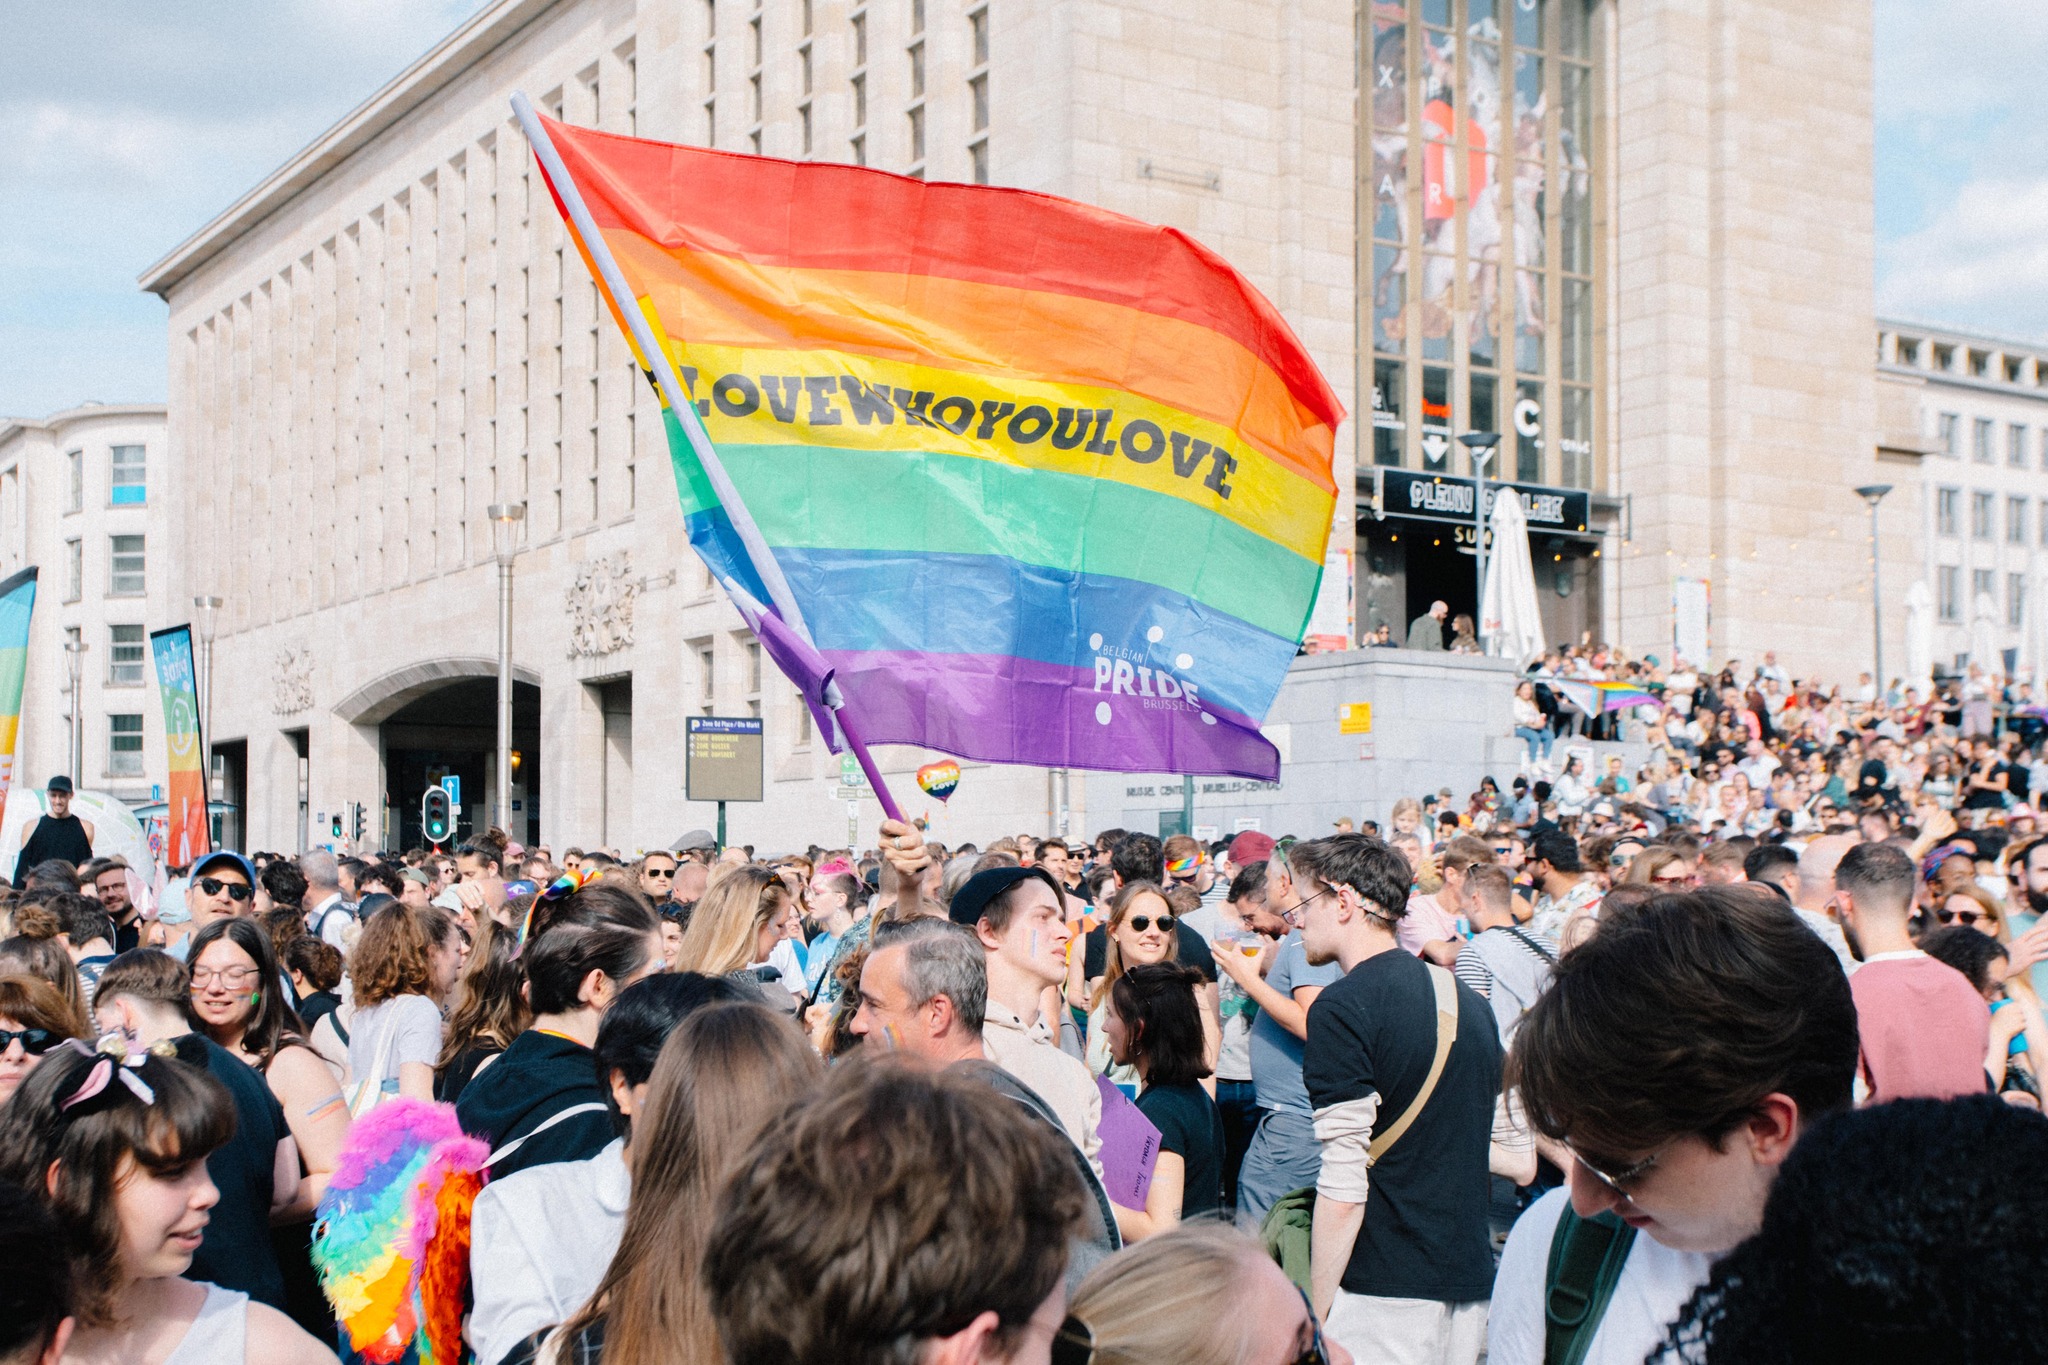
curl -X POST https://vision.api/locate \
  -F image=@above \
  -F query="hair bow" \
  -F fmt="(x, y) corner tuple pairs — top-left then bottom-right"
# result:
(58, 1035), (171, 1113)
(521, 865), (605, 945)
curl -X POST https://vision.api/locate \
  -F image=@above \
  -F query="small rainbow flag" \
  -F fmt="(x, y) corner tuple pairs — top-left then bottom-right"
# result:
(525, 113), (1342, 780)
(1595, 680), (1662, 713)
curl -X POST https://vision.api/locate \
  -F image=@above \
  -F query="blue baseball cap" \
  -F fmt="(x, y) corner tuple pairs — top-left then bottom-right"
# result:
(190, 850), (256, 885)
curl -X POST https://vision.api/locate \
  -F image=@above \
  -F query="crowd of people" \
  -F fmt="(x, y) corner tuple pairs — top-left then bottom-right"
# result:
(1, 646), (2046, 1365)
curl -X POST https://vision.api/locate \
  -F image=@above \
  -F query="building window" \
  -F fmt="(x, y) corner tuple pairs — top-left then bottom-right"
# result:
(1974, 417), (1995, 463)
(1972, 491), (1995, 540)
(692, 637), (716, 714)
(792, 688), (811, 747)
(2010, 495), (2029, 545)
(110, 444), (146, 504)
(2039, 499), (2048, 547)
(107, 714), (144, 778)
(1936, 412), (1958, 456)
(1973, 568), (1996, 611)
(743, 636), (762, 716)
(1937, 486), (1959, 537)
(64, 538), (81, 602)
(1939, 566), (1961, 622)
(2011, 424), (2030, 468)
(108, 625), (144, 686)
(2011, 573), (2028, 630)
(65, 450), (82, 514)
(109, 534), (145, 596)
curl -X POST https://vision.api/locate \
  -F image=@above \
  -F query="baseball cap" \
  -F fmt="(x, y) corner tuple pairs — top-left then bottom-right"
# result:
(1227, 830), (1276, 866)
(45, 775), (72, 794)
(947, 866), (1063, 928)
(400, 867), (432, 887)
(672, 829), (718, 853)
(190, 850), (255, 885)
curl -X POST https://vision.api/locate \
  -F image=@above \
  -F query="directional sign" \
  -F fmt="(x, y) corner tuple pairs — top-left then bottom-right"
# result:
(441, 774), (461, 807)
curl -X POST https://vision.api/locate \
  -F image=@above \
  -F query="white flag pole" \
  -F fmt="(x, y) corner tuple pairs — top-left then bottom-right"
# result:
(508, 92), (813, 647)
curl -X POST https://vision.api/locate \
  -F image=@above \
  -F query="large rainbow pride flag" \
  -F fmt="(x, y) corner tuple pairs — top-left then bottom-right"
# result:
(529, 114), (1343, 779)
(0, 568), (36, 831)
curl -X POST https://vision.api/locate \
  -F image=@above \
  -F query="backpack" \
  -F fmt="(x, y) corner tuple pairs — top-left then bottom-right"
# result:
(1543, 1208), (1637, 1365)
(313, 1098), (489, 1365)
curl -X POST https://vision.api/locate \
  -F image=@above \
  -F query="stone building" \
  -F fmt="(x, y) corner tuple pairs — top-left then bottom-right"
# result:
(138, 0), (1899, 852)
(0, 405), (170, 812)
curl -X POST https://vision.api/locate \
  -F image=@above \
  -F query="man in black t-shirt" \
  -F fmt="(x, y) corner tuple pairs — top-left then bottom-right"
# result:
(1293, 834), (1502, 1365)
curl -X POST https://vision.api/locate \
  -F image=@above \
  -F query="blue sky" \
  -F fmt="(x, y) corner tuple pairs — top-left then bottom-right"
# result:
(0, 0), (2043, 416)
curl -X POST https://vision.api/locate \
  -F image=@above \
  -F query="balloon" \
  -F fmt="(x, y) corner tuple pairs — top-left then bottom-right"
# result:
(917, 761), (961, 803)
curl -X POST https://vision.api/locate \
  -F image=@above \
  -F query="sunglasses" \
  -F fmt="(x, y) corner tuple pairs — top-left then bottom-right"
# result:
(644, 867), (676, 879)
(197, 877), (253, 901)
(1125, 914), (1175, 934)
(0, 1026), (61, 1055)
(1053, 1285), (1330, 1365)
(1936, 908), (1991, 927)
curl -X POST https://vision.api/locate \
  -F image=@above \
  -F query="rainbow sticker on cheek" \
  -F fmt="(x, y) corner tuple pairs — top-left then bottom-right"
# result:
(882, 1024), (902, 1050)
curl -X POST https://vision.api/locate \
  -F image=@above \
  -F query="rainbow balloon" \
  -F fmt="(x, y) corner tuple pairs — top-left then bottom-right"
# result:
(527, 112), (1341, 782)
(918, 761), (961, 803)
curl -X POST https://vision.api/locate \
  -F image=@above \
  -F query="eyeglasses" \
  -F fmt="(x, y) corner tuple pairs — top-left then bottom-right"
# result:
(1568, 1138), (1669, 1197)
(0, 1026), (61, 1055)
(1936, 908), (1991, 927)
(1052, 1286), (1330, 1365)
(190, 966), (263, 990)
(196, 877), (253, 902)
(1125, 914), (1176, 933)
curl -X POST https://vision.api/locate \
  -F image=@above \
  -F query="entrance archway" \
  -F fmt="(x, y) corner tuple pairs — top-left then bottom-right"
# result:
(379, 679), (541, 850)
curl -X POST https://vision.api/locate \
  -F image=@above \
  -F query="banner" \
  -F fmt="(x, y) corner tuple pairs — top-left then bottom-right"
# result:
(528, 114), (1344, 780)
(149, 625), (210, 868)
(0, 567), (37, 831)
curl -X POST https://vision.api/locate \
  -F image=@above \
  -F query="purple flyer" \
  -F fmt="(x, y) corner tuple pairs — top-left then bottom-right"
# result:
(1095, 1075), (1162, 1209)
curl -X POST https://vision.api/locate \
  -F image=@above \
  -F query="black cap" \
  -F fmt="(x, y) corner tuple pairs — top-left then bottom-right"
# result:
(45, 775), (72, 794)
(947, 866), (1064, 928)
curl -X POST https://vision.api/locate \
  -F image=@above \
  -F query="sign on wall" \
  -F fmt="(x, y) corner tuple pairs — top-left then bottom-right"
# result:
(686, 716), (765, 803)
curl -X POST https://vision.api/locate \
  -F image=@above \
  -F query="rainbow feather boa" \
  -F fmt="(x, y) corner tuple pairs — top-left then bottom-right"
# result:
(313, 1098), (490, 1365)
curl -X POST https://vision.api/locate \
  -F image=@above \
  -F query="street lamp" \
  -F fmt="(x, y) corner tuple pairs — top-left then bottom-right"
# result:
(193, 595), (222, 794)
(1459, 431), (1502, 650)
(487, 503), (527, 835)
(1856, 484), (1893, 696)
(63, 637), (87, 782)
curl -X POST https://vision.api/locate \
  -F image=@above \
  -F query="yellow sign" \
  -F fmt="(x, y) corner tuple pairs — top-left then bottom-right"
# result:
(1339, 702), (1373, 734)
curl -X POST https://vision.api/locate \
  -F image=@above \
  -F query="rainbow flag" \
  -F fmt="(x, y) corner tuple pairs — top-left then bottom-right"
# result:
(0, 568), (36, 831)
(528, 115), (1342, 779)
(1595, 680), (1662, 713)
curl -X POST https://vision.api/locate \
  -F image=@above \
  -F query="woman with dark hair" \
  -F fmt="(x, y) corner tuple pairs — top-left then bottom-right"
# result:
(1653, 1096), (2048, 1364)
(345, 901), (466, 1109)
(456, 881), (663, 1177)
(434, 917), (531, 1103)
(1102, 962), (1224, 1239)
(0, 1040), (336, 1364)
(507, 1001), (825, 1365)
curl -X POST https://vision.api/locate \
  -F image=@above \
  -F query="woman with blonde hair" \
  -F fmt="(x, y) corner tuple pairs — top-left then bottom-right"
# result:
(515, 1001), (824, 1365)
(673, 864), (800, 1007)
(1062, 1222), (1349, 1365)
(1621, 845), (1698, 889)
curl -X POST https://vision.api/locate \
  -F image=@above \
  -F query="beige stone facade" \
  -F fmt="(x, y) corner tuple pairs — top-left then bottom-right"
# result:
(134, 0), (1897, 853)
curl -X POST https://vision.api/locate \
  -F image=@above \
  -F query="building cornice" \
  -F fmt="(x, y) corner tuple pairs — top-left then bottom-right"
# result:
(137, 0), (559, 300)
(0, 403), (168, 448)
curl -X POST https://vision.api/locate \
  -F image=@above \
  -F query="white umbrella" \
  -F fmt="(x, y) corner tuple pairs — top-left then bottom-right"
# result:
(1481, 485), (1545, 667)
(1904, 579), (1934, 694)
(2028, 559), (2048, 686)
(0, 788), (156, 884)
(1969, 590), (1999, 674)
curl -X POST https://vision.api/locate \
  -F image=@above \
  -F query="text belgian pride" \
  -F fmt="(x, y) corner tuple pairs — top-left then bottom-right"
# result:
(680, 367), (1243, 499)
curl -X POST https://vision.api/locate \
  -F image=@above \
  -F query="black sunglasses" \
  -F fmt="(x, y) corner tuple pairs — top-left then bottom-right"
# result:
(0, 1026), (61, 1055)
(644, 867), (676, 879)
(197, 877), (253, 901)
(1053, 1285), (1330, 1365)
(1125, 914), (1175, 934)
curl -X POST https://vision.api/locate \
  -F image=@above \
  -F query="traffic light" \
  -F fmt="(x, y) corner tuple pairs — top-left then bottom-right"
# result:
(422, 787), (453, 846)
(330, 813), (343, 839)
(351, 802), (367, 845)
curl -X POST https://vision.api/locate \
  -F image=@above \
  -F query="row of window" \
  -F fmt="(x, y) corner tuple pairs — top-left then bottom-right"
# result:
(1936, 565), (2029, 628)
(60, 535), (145, 602)
(1936, 414), (2048, 468)
(1931, 487), (2048, 545)
(64, 445), (147, 513)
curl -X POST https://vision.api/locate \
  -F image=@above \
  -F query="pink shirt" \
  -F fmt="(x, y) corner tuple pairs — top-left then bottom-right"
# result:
(1399, 892), (1462, 957)
(1849, 952), (1991, 1105)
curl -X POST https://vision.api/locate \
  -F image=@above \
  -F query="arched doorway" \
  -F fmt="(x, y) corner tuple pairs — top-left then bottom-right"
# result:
(378, 679), (541, 850)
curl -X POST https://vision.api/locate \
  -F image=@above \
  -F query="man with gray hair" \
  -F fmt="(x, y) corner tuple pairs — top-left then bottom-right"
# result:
(300, 849), (353, 950)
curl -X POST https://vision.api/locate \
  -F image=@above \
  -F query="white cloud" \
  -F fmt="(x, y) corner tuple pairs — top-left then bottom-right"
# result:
(1878, 177), (2048, 342)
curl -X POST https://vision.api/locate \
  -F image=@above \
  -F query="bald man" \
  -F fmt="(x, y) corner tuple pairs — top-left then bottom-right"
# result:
(1792, 833), (1858, 971)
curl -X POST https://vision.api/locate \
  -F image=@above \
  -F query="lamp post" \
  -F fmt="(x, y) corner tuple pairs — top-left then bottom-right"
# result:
(487, 503), (527, 835)
(193, 595), (222, 795)
(1856, 484), (1893, 696)
(1459, 431), (1502, 650)
(63, 637), (87, 781)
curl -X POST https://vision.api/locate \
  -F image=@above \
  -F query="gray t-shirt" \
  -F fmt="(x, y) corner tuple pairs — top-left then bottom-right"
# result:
(347, 994), (444, 1095)
(1246, 932), (1343, 1114)
(1451, 925), (1557, 1049)
(1182, 905), (1255, 1082)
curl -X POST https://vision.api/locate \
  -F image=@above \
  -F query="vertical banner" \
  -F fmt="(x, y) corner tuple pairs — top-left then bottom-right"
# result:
(1673, 577), (1711, 668)
(0, 568), (38, 832)
(149, 625), (211, 868)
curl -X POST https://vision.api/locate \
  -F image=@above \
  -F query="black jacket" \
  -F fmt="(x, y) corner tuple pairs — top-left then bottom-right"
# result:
(454, 1029), (614, 1179)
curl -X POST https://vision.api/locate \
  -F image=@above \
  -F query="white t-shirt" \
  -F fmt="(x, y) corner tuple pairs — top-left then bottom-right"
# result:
(1487, 1187), (1715, 1365)
(347, 994), (444, 1094)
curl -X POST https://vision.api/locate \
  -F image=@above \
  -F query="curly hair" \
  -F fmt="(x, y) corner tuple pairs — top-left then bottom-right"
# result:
(1653, 1097), (2048, 1364)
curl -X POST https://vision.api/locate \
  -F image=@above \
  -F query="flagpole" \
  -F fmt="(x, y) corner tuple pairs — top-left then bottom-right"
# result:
(510, 92), (907, 827)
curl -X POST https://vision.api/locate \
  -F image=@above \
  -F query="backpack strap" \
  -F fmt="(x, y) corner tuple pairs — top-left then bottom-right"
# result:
(1367, 965), (1459, 1164)
(1544, 1208), (1637, 1365)
(1505, 926), (1558, 965)
(482, 1101), (610, 1171)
